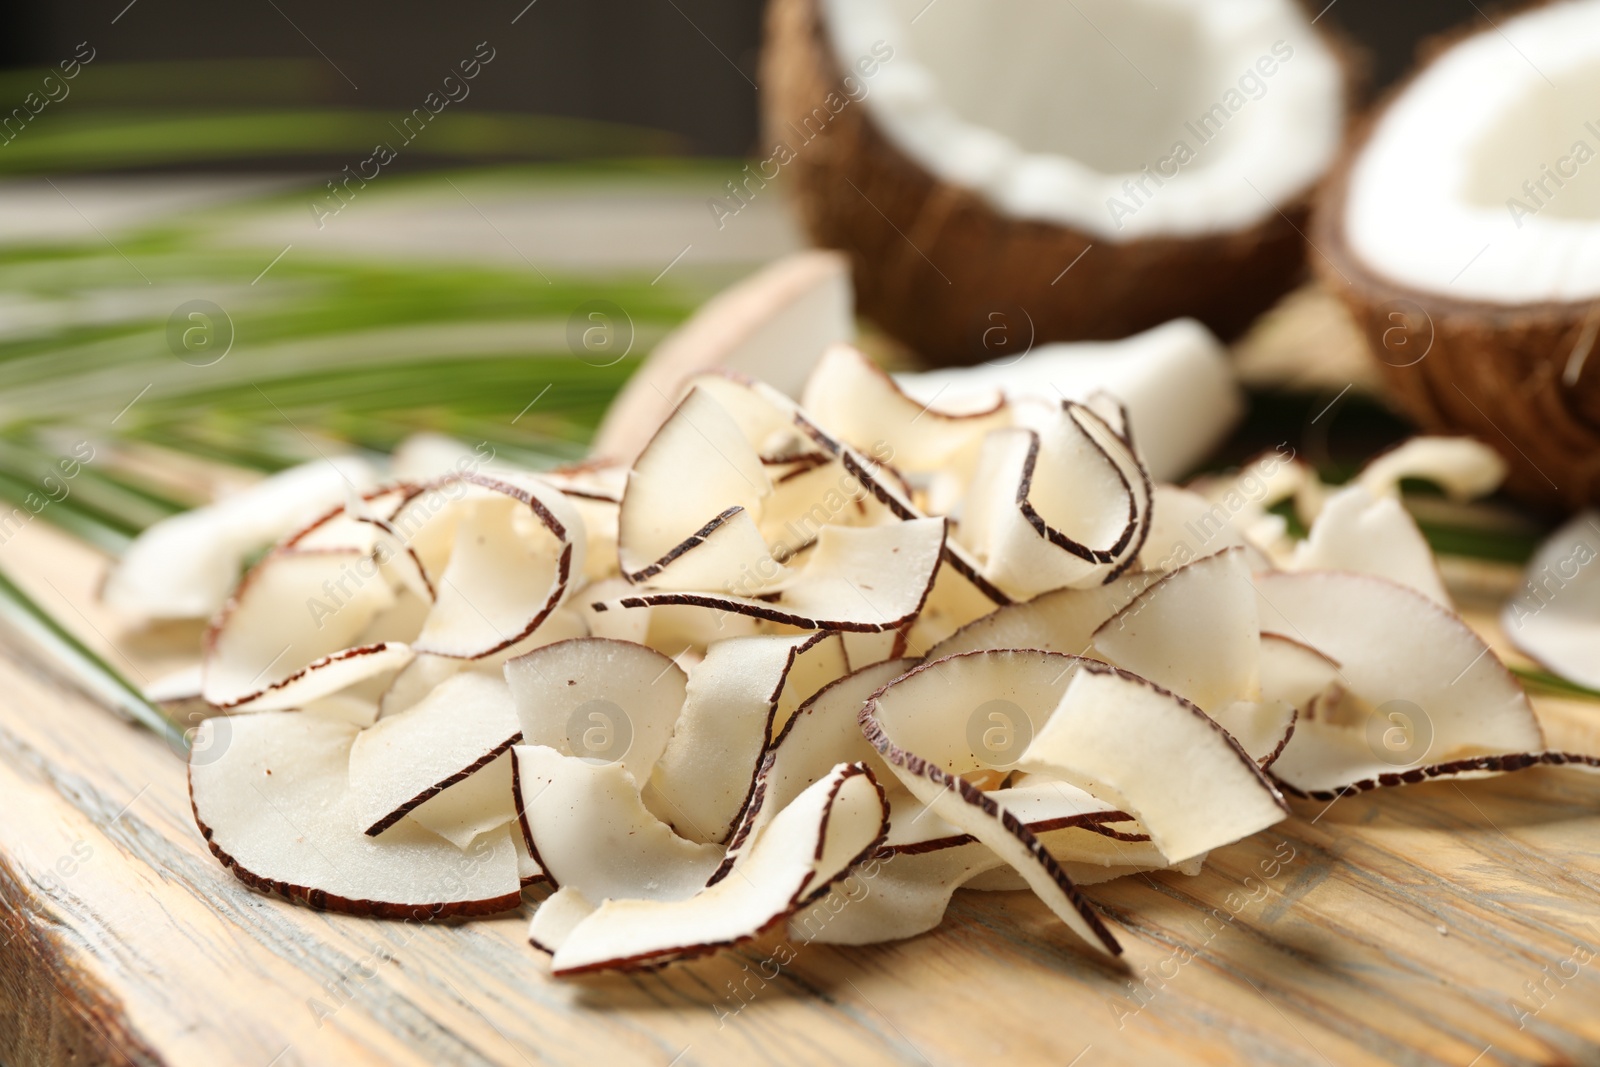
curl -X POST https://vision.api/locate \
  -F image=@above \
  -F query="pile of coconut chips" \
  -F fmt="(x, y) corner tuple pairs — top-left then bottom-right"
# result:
(160, 344), (1599, 974)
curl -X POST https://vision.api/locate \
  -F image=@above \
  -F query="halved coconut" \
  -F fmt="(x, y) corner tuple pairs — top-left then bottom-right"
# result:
(1315, 1), (1600, 508)
(1502, 510), (1600, 688)
(592, 250), (853, 463)
(189, 712), (521, 918)
(763, 0), (1347, 364)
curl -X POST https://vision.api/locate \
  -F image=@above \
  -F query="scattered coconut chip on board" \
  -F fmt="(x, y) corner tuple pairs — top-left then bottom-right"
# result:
(1502, 510), (1600, 690)
(189, 712), (522, 918)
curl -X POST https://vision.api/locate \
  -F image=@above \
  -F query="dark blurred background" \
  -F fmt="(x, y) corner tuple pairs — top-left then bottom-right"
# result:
(0, 0), (1483, 166)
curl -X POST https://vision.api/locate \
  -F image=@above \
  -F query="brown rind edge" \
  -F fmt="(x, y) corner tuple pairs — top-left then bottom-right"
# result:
(762, 0), (1335, 365)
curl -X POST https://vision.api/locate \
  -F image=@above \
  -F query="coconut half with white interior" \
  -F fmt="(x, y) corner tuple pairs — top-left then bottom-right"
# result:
(762, 0), (1348, 365)
(1315, 0), (1600, 510)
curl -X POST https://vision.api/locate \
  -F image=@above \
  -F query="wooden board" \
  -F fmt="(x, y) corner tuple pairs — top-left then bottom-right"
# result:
(4, 515), (1600, 1067)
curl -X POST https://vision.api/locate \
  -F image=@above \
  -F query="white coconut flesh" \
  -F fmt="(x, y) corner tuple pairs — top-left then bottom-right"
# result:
(960, 402), (1151, 599)
(594, 518), (946, 633)
(1255, 571), (1555, 797)
(643, 632), (849, 844)
(896, 319), (1244, 482)
(927, 571), (1159, 659)
(528, 885), (596, 953)
(818, 0), (1342, 239)
(202, 549), (413, 711)
(405, 751), (516, 850)
(547, 763), (888, 974)
(1093, 547), (1261, 713)
(347, 672), (521, 836)
(105, 455), (378, 619)
(160, 285), (1597, 976)
(1343, 0), (1600, 303)
(504, 637), (688, 783)
(514, 744), (724, 903)
(189, 713), (522, 917)
(1503, 510), (1600, 689)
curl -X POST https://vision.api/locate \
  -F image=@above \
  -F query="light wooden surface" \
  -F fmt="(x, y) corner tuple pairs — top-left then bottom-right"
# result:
(3, 504), (1600, 1067)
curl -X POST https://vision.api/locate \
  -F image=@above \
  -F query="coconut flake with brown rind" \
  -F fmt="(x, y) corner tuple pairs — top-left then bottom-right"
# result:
(189, 712), (521, 918)
(548, 762), (888, 974)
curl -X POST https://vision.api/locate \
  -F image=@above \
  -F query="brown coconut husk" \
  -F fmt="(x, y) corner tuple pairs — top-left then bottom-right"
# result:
(761, 0), (1345, 367)
(1311, 14), (1600, 512)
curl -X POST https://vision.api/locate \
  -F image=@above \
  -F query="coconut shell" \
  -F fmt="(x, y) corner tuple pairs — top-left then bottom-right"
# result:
(761, 0), (1324, 366)
(1312, 24), (1600, 513)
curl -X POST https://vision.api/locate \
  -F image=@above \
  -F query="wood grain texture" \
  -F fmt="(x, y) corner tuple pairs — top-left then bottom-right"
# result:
(2, 519), (1599, 1067)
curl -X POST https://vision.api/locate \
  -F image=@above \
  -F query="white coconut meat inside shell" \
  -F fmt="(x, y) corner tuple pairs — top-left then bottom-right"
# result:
(819, 0), (1342, 241)
(1342, 2), (1600, 305)
(189, 712), (521, 918)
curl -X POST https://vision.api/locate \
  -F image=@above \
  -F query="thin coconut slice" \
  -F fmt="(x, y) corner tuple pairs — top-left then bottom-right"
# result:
(1259, 633), (1342, 710)
(504, 637), (688, 782)
(348, 673), (522, 836)
(1290, 484), (1449, 606)
(1354, 437), (1507, 506)
(528, 886), (597, 954)
(202, 548), (413, 711)
(406, 751), (517, 849)
(617, 386), (781, 592)
(105, 455), (377, 619)
(881, 780), (1136, 854)
(548, 762), (887, 975)
(1093, 547), (1260, 713)
(800, 342), (1008, 477)
(644, 632), (848, 844)
(592, 250), (853, 464)
(1138, 484), (1260, 574)
(792, 410), (1013, 610)
(711, 659), (915, 883)
(960, 401), (1151, 599)
(1316, 0), (1600, 507)
(928, 571), (1159, 659)
(766, 0), (1346, 363)
(859, 650), (1122, 955)
(790, 815), (1166, 947)
(897, 320), (1244, 482)
(1018, 664), (1288, 863)
(189, 712), (521, 918)
(1502, 510), (1600, 689)
(593, 518), (945, 634)
(1255, 570), (1549, 796)
(410, 476), (582, 659)
(514, 744), (724, 903)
